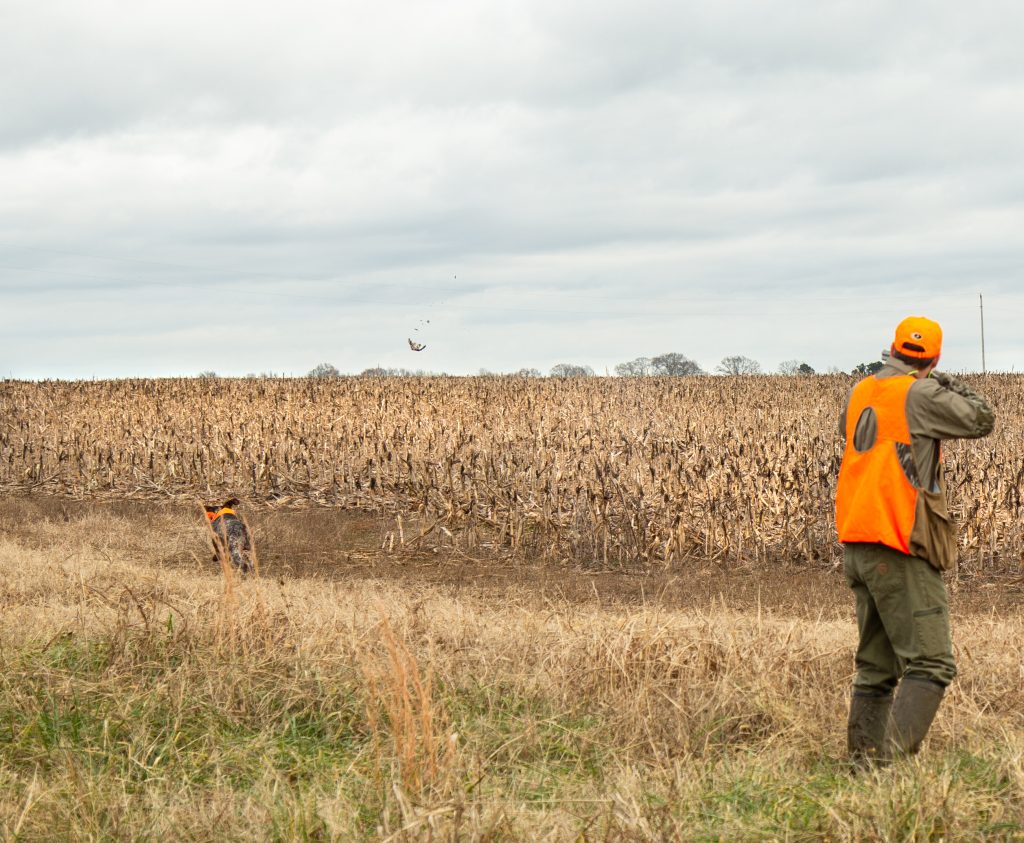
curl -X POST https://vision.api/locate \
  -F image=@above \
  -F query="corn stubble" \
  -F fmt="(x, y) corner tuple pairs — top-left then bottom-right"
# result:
(1, 374), (1019, 571)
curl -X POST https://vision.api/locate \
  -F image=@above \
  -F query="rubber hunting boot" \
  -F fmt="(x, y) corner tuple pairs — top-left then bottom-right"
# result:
(847, 689), (893, 766)
(887, 675), (945, 757)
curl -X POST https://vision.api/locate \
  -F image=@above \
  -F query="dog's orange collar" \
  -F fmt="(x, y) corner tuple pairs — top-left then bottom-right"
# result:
(206, 507), (236, 522)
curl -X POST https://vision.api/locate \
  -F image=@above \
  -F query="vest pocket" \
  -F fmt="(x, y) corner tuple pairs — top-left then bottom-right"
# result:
(910, 489), (958, 571)
(913, 605), (951, 658)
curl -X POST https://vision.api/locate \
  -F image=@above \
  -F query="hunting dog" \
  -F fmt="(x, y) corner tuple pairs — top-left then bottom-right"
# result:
(204, 498), (254, 574)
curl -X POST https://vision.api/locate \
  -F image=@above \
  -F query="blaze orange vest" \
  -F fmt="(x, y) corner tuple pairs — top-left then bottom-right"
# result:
(206, 507), (236, 523)
(835, 374), (918, 553)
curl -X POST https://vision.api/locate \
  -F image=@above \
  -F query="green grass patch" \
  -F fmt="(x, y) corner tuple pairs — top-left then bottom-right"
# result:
(2, 629), (1024, 841)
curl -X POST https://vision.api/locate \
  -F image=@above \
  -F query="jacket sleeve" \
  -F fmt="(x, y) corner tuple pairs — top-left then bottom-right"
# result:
(907, 374), (995, 440)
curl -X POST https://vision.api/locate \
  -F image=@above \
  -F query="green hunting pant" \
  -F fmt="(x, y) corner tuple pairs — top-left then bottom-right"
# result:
(844, 542), (956, 694)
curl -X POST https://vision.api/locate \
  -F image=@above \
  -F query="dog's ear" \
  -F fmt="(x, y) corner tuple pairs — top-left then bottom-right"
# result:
(223, 498), (240, 508)
(203, 505), (218, 513)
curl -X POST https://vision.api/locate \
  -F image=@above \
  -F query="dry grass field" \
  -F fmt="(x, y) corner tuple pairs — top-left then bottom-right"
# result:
(1, 498), (1024, 840)
(1, 375), (1024, 840)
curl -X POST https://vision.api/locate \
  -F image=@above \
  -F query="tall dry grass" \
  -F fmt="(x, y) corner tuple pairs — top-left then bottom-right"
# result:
(1, 508), (1023, 839)
(2, 374), (1021, 573)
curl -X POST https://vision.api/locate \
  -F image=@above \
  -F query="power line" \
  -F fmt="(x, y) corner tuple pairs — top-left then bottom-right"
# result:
(980, 293), (987, 375)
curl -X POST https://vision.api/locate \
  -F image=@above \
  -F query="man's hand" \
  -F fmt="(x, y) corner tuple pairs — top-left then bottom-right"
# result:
(926, 370), (995, 437)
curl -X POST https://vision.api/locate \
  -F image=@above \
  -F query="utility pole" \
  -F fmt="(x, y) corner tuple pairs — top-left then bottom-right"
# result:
(979, 293), (987, 375)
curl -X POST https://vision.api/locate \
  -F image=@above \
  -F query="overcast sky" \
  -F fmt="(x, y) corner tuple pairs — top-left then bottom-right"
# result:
(2, 0), (1022, 378)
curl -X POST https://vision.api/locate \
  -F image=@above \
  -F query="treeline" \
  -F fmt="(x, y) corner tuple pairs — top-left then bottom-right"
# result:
(305, 354), (809, 378)
(200, 355), (893, 379)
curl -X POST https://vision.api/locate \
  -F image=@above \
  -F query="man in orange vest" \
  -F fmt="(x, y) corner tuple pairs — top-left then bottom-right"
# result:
(836, 316), (994, 764)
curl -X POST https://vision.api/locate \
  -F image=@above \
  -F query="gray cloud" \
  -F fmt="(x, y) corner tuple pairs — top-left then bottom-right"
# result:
(2, 0), (1023, 378)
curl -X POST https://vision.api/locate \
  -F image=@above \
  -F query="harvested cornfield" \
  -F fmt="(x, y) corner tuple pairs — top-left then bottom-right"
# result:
(1, 375), (1020, 572)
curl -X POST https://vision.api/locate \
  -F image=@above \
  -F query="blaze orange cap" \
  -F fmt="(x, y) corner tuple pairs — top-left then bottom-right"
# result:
(892, 316), (942, 360)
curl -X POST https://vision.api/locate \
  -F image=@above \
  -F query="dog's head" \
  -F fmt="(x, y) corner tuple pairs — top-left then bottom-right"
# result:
(204, 499), (241, 519)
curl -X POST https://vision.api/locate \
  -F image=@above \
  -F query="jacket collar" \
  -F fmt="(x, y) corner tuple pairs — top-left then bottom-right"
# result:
(880, 357), (918, 378)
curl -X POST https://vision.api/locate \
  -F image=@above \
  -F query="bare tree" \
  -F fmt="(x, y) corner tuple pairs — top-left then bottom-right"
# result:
(716, 355), (762, 375)
(651, 352), (703, 376)
(615, 357), (653, 377)
(358, 367), (446, 377)
(550, 363), (594, 377)
(514, 367), (542, 377)
(197, 370), (218, 379)
(308, 362), (341, 378)
(778, 359), (815, 375)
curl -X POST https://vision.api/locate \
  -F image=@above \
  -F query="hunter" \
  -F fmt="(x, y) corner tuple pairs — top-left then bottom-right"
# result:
(836, 316), (994, 764)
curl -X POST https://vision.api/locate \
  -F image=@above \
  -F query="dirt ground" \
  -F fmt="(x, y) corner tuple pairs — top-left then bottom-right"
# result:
(1, 494), (1020, 618)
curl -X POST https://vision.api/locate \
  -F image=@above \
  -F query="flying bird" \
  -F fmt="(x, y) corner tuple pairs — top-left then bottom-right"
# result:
(408, 338), (426, 352)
